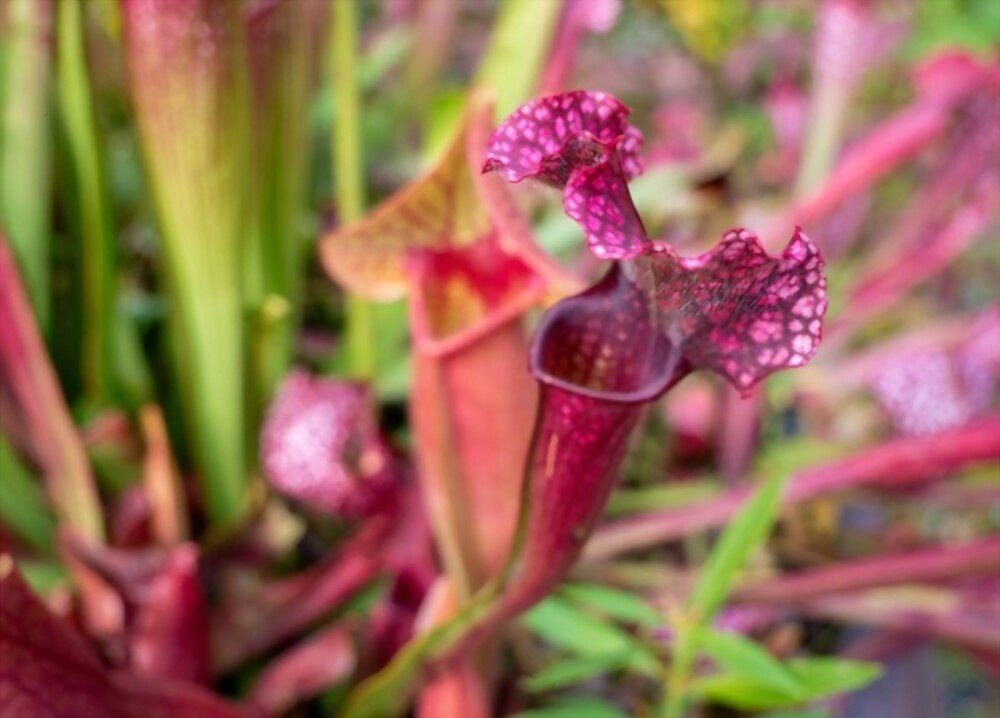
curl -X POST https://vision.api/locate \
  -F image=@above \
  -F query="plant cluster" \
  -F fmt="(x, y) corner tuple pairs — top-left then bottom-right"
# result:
(1, 2), (998, 717)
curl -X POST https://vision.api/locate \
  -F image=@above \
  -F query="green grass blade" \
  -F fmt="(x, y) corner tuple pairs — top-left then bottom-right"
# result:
(0, 434), (55, 554)
(330, 0), (376, 381)
(56, 0), (116, 403)
(699, 629), (802, 697)
(559, 582), (663, 628)
(511, 698), (632, 718)
(664, 471), (789, 718)
(245, 0), (324, 413)
(523, 597), (660, 676)
(474, 0), (562, 116)
(121, 0), (250, 527)
(1, 0), (52, 327)
(688, 471), (788, 622)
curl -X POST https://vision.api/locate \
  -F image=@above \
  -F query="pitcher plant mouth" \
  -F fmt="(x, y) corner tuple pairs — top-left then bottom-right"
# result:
(529, 263), (684, 404)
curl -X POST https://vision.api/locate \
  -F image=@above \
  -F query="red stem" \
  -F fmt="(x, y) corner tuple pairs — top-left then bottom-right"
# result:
(798, 590), (1000, 652)
(584, 416), (1000, 561)
(210, 521), (387, 674)
(735, 536), (1000, 603)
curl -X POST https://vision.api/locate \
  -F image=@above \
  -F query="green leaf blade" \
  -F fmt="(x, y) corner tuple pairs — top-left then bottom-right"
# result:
(511, 697), (632, 718)
(787, 657), (883, 699)
(688, 471), (788, 623)
(559, 582), (663, 628)
(523, 597), (660, 677)
(699, 629), (803, 698)
(521, 654), (625, 693)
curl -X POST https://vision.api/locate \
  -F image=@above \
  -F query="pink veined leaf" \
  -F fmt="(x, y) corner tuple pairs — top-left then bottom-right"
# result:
(260, 370), (397, 518)
(563, 149), (648, 259)
(638, 228), (827, 393)
(0, 556), (244, 718)
(483, 91), (647, 259)
(481, 90), (643, 186)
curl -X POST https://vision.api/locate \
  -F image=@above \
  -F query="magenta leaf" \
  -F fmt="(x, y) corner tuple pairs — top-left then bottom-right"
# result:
(640, 228), (827, 393)
(130, 545), (210, 683)
(483, 91), (647, 260)
(482, 90), (643, 186)
(261, 370), (397, 518)
(870, 310), (999, 436)
(0, 556), (243, 718)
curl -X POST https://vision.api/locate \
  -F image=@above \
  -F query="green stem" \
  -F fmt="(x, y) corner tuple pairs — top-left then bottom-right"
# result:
(342, 581), (502, 718)
(473, 0), (562, 117)
(663, 626), (696, 718)
(331, 0), (375, 380)
(56, 0), (115, 402)
(794, 83), (846, 196)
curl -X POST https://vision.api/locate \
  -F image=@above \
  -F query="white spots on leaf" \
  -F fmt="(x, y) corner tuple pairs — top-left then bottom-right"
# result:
(792, 334), (814, 355)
